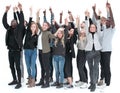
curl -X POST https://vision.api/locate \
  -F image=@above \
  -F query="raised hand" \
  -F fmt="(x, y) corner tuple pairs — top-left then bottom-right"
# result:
(49, 7), (52, 13)
(92, 4), (96, 11)
(5, 5), (11, 12)
(18, 2), (22, 10)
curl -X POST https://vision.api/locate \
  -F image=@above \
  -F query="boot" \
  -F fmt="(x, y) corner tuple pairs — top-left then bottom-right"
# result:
(26, 77), (32, 85)
(28, 78), (35, 88)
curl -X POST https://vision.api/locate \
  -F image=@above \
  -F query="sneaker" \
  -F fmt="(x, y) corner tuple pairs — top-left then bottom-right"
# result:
(15, 83), (22, 89)
(63, 82), (69, 85)
(21, 77), (24, 83)
(75, 80), (80, 83)
(80, 83), (87, 88)
(56, 83), (63, 88)
(51, 82), (59, 86)
(8, 80), (18, 85)
(65, 85), (73, 89)
(97, 80), (103, 86)
(41, 84), (50, 88)
(75, 81), (84, 87)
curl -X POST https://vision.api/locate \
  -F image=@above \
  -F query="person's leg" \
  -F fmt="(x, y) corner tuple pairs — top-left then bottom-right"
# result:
(79, 50), (88, 83)
(36, 50), (44, 86)
(49, 47), (53, 82)
(35, 64), (37, 81)
(41, 52), (50, 88)
(14, 51), (22, 89)
(53, 56), (59, 82)
(89, 51), (100, 92)
(59, 56), (65, 84)
(8, 51), (17, 85)
(103, 52), (111, 86)
(28, 49), (37, 87)
(76, 50), (81, 82)
(31, 49), (37, 79)
(65, 53), (73, 88)
(86, 51), (94, 88)
(20, 51), (24, 82)
(24, 50), (31, 78)
(97, 52), (105, 86)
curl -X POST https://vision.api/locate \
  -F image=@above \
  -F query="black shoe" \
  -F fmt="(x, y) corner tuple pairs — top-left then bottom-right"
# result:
(75, 80), (80, 83)
(8, 80), (18, 85)
(106, 82), (110, 86)
(41, 84), (50, 88)
(51, 82), (59, 86)
(36, 81), (44, 86)
(63, 82), (69, 85)
(66, 85), (73, 88)
(15, 83), (22, 89)
(56, 83), (63, 88)
(90, 84), (96, 92)
(88, 84), (92, 89)
(49, 77), (53, 83)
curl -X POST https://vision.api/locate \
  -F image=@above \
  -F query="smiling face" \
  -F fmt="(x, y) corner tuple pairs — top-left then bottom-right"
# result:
(68, 28), (74, 35)
(80, 22), (85, 29)
(89, 24), (97, 33)
(57, 31), (63, 39)
(30, 22), (38, 34)
(42, 22), (50, 31)
(57, 27), (64, 39)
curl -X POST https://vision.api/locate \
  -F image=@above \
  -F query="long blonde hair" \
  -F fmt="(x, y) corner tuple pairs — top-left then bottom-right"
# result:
(54, 28), (65, 47)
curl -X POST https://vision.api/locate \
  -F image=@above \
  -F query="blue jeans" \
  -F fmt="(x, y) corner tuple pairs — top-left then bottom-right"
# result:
(24, 49), (37, 79)
(53, 55), (65, 83)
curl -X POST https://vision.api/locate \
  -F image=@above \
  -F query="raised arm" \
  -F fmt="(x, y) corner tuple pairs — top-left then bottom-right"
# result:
(49, 7), (54, 24)
(84, 10), (89, 35)
(36, 9), (42, 31)
(2, 5), (11, 29)
(13, 6), (18, 21)
(59, 11), (63, 25)
(106, 2), (115, 28)
(43, 9), (47, 22)
(68, 10), (74, 22)
(27, 7), (33, 30)
(75, 16), (80, 33)
(17, 3), (24, 25)
(92, 4), (98, 20)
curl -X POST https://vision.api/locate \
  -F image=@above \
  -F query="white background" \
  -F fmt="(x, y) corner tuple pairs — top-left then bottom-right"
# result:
(0, 0), (120, 93)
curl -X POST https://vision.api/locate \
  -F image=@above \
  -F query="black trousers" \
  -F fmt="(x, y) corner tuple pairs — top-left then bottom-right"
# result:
(64, 52), (73, 78)
(42, 52), (50, 84)
(8, 50), (21, 83)
(76, 49), (88, 83)
(49, 47), (53, 79)
(38, 50), (45, 81)
(100, 52), (111, 85)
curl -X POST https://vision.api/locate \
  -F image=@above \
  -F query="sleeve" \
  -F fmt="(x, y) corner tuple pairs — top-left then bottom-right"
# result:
(2, 12), (10, 30)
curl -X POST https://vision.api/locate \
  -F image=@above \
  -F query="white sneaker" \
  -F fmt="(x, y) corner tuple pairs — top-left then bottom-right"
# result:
(97, 83), (106, 89)
(75, 81), (84, 87)
(21, 77), (24, 83)
(80, 83), (87, 88)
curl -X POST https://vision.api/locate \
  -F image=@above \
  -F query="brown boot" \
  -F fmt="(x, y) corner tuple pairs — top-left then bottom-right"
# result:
(28, 78), (35, 88)
(26, 77), (32, 85)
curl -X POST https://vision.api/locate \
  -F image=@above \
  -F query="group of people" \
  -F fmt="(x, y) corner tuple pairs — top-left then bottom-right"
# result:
(2, 1), (115, 92)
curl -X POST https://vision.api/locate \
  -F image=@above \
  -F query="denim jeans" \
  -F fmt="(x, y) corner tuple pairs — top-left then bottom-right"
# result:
(86, 50), (100, 84)
(24, 49), (37, 79)
(53, 55), (65, 83)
